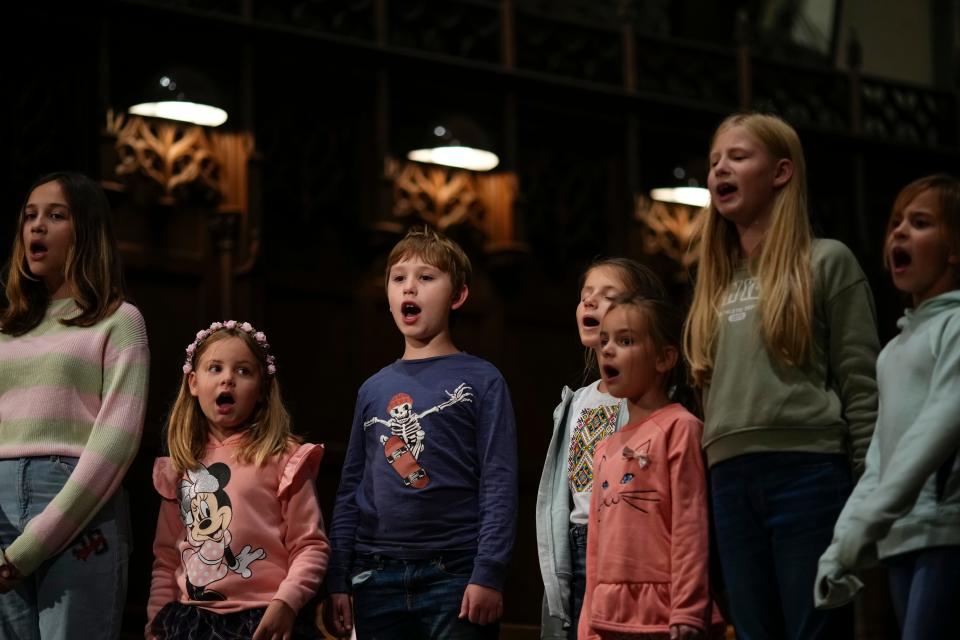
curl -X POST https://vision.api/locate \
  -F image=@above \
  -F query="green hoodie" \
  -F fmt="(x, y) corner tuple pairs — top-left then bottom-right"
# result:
(702, 239), (879, 473)
(815, 290), (960, 608)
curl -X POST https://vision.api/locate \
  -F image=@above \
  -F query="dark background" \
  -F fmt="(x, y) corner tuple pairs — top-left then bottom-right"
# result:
(2, 1), (958, 636)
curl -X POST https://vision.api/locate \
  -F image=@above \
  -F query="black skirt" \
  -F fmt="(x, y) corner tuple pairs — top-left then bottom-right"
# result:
(151, 602), (324, 640)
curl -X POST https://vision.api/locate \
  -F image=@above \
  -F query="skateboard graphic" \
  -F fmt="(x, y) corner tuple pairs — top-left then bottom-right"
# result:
(363, 384), (475, 489)
(383, 435), (429, 488)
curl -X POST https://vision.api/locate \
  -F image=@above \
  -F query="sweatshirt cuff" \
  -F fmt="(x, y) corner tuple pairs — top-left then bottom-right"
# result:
(469, 559), (506, 591)
(5, 536), (43, 578)
(325, 548), (353, 594)
(325, 568), (350, 594)
(814, 559), (863, 609)
(668, 613), (705, 630)
(273, 586), (310, 614)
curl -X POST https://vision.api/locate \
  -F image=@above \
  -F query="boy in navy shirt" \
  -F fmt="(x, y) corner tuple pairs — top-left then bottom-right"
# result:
(327, 226), (518, 639)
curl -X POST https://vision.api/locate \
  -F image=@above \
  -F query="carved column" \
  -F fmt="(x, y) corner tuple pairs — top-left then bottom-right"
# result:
(209, 211), (239, 318)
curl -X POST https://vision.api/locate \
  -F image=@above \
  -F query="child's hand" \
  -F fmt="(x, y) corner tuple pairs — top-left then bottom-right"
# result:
(458, 584), (503, 625)
(0, 558), (23, 593)
(669, 623), (703, 640)
(327, 593), (354, 637)
(252, 599), (296, 640)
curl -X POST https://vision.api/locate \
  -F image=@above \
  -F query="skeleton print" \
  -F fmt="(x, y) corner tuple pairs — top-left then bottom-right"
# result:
(363, 383), (473, 459)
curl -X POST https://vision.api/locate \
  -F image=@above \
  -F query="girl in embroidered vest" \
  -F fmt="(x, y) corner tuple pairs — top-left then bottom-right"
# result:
(683, 113), (880, 639)
(536, 259), (666, 639)
(148, 321), (330, 640)
(579, 294), (724, 640)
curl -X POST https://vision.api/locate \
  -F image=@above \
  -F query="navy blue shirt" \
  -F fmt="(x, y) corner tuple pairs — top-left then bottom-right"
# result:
(327, 352), (518, 592)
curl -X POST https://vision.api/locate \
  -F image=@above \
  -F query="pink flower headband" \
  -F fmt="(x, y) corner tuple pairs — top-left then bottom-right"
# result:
(182, 320), (277, 376)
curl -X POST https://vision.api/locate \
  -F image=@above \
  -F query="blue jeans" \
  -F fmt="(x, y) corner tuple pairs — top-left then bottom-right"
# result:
(0, 457), (130, 640)
(568, 524), (588, 640)
(351, 552), (499, 640)
(710, 453), (853, 640)
(885, 546), (960, 640)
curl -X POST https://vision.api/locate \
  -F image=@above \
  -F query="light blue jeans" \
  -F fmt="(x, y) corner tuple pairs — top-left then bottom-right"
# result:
(0, 457), (130, 640)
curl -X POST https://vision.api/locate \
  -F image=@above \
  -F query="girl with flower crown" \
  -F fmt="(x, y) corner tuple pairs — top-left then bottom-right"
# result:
(148, 320), (330, 640)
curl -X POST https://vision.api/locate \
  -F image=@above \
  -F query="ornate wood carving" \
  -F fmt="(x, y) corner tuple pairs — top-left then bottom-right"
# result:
(384, 158), (519, 247)
(105, 111), (253, 214)
(101, 110), (259, 304)
(107, 111), (221, 203)
(635, 195), (700, 270)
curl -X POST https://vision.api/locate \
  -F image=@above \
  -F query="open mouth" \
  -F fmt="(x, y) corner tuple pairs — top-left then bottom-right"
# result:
(215, 392), (235, 412)
(582, 315), (600, 328)
(891, 247), (911, 269)
(715, 182), (737, 197)
(28, 241), (48, 258)
(401, 302), (421, 318)
(602, 364), (620, 380)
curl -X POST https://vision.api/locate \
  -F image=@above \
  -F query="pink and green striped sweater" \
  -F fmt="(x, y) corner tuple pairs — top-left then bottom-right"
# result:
(0, 298), (149, 576)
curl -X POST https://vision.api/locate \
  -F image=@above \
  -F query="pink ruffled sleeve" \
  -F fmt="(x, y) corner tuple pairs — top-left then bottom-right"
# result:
(152, 457), (180, 499)
(147, 458), (184, 636)
(274, 443), (330, 613)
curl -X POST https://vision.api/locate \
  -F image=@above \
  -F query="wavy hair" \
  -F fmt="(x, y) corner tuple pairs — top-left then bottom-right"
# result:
(1, 172), (125, 336)
(165, 328), (296, 473)
(683, 113), (813, 386)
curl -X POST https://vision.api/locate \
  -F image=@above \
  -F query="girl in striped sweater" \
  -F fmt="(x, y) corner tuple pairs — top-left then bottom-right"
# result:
(0, 172), (150, 639)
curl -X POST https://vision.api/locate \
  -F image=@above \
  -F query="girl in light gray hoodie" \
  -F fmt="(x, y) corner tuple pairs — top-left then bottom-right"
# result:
(816, 174), (960, 640)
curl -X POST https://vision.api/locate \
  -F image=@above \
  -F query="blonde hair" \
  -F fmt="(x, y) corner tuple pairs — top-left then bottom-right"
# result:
(385, 226), (472, 297)
(165, 328), (296, 472)
(683, 113), (813, 386)
(2, 172), (125, 336)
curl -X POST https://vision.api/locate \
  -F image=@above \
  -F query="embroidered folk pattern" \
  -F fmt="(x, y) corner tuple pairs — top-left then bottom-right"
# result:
(567, 404), (620, 492)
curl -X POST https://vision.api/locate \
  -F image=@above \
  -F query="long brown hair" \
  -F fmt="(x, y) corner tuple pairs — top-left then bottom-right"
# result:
(683, 113), (813, 386)
(1, 172), (125, 336)
(165, 327), (296, 472)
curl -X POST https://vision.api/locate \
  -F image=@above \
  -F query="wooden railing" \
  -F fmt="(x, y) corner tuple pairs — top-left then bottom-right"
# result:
(115, 0), (959, 147)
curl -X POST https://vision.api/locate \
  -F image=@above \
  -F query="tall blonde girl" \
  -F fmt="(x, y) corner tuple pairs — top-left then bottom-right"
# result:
(149, 321), (329, 640)
(683, 113), (880, 640)
(537, 258), (665, 639)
